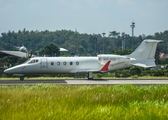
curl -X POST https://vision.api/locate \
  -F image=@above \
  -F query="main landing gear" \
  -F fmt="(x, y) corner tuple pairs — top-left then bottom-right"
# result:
(88, 72), (93, 80)
(20, 76), (24, 81)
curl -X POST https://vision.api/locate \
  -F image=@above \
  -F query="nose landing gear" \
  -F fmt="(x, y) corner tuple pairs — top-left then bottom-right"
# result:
(20, 76), (24, 81)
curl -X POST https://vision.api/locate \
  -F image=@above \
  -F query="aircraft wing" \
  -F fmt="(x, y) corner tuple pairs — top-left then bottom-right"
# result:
(70, 61), (111, 73)
(70, 69), (99, 73)
(77, 69), (98, 73)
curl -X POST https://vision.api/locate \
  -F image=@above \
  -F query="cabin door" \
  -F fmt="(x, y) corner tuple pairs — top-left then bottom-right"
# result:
(41, 58), (48, 69)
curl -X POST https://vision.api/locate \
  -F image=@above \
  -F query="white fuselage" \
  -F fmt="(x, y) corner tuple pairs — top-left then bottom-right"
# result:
(4, 56), (132, 75)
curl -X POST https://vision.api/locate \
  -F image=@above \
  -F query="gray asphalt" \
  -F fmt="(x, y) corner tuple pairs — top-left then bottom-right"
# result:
(1, 79), (168, 85)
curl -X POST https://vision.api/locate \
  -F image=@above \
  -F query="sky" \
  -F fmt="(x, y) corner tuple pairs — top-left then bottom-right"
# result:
(0, 0), (168, 36)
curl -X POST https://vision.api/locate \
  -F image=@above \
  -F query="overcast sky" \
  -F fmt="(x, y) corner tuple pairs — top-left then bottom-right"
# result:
(0, 0), (167, 36)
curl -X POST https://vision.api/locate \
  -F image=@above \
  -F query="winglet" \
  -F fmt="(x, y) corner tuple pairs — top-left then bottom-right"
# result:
(100, 61), (111, 72)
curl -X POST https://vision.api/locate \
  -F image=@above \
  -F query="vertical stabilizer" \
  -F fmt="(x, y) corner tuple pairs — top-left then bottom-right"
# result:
(129, 39), (161, 59)
(128, 39), (162, 67)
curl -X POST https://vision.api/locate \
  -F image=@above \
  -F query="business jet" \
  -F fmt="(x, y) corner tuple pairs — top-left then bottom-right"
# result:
(4, 39), (162, 81)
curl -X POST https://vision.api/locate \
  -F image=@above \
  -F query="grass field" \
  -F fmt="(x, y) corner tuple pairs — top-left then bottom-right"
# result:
(0, 84), (168, 120)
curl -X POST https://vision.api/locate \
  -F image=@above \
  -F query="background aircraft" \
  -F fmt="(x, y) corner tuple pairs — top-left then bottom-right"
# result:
(4, 39), (162, 81)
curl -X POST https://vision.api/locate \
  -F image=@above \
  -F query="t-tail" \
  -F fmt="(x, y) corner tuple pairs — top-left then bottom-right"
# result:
(128, 39), (162, 68)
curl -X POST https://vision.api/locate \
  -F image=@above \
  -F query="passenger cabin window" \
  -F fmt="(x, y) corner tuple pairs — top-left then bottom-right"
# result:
(76, 61), (79, 65)
(51, 62), (54, 65)
(70, 62), (73, 65)
(63, 62), (66, 65)
(57, 62), (60, 66)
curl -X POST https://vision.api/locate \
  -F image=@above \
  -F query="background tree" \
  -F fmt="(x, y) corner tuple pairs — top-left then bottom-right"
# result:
(39, 43), (60, 56)
(111, 49), (132, 55)
(129, 66), (142, 76)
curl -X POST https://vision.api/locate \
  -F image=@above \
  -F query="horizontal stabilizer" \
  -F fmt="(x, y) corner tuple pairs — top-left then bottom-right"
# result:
(133, 63), (156, 68)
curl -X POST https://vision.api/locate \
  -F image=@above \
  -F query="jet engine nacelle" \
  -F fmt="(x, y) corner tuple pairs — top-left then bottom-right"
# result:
(97, 54), (128, 65)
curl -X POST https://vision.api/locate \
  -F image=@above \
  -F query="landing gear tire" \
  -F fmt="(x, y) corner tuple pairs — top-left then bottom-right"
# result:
(20, 76), (24, 81)
(88, 72), (93, 80)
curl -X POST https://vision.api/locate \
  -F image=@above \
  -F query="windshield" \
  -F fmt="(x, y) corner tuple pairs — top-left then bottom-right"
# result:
(28, 59), (39, 64)
(23, 59), (39, 64)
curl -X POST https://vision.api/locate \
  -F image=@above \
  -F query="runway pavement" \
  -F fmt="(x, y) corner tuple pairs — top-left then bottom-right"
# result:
(1, 79), (168, 86)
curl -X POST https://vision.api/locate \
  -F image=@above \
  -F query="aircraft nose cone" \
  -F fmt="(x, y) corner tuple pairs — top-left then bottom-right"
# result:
(4, 68), (14, 74)
(4, 65), (23, 74)
(4, 69), (8, 73)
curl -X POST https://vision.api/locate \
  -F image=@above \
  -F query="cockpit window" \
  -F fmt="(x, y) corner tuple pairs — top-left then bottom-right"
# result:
(30, 60), (35, 63)
(28, 59), (39, 64)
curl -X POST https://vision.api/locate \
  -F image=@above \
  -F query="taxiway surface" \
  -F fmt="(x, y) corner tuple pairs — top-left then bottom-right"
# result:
(1, 79), (168, 86)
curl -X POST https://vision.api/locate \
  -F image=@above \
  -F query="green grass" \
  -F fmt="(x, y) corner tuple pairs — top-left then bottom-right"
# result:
(0, 85), (168, 120)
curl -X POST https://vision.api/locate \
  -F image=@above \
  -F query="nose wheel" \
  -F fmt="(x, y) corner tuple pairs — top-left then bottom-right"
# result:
(20, 76), (24, 81)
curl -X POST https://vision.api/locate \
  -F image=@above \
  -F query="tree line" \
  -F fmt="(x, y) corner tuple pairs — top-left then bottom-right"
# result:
(0, 29), (168, 56)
